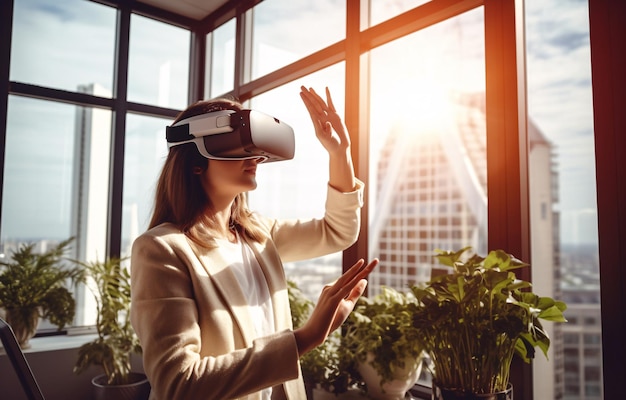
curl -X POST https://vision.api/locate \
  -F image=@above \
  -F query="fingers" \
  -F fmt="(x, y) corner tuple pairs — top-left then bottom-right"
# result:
(301, 86), (327, 111)
(345, 258), (378, 283)
(330, 258), (379, 299)
(300, 85), (352, 153)
(345, 279), (368, 302)
(331, 259), (364, 287)
(300, 86), (322, 114)
(300, 86), (336, 121)
(300, 87), (329, 132)
(325, 87), (336, 113)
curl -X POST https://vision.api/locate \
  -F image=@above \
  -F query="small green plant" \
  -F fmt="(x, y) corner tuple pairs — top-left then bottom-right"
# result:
(343, 286), (424, 387)
(411, 247), (568, 394)
(0, 238), (81, 346)
(73, 257), (141, 385)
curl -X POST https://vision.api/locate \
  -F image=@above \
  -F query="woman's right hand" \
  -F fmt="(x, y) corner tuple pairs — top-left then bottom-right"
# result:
(300, 86), (357, 193)
(293, 258), (379, 355)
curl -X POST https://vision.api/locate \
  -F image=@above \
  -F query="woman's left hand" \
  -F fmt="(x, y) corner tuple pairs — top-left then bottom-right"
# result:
(293, 258), (379, 355)
(300, 86), (351, 156)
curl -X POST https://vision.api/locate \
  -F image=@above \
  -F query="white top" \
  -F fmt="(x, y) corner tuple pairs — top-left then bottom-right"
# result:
(215, 233), (275, 399)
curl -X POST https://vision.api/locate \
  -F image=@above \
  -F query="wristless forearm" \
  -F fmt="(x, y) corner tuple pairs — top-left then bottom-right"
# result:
(328, 147), (356, 193)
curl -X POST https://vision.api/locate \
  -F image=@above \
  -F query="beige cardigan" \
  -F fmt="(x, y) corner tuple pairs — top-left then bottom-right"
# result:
(130, 182), (363, 400)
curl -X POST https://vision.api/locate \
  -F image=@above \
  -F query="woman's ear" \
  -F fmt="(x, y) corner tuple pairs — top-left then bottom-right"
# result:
(192, 166), (203, 175)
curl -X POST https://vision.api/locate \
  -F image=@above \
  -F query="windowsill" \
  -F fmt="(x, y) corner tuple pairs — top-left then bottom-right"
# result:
(312, 386), (429, 400)
(0, 332), (98, 355)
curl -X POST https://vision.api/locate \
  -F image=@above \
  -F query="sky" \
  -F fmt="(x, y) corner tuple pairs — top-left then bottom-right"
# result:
(525, 0), (597, 244)
(1, 0), (597, 246)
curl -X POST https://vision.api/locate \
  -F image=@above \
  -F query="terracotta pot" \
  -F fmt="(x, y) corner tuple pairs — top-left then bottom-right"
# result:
(432, 382), (513, 400)
(92, 372), (151, 400)
(358, 353), (422, 400)
(4, 307), (40, 349)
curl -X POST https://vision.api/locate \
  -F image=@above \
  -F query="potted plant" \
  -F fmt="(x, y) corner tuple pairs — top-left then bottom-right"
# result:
(0, 238), (82, 348)
(289, 281), (426, 400)
(72, 257), (149, 400)
(410, 247), (568, 399)
(342, 286), (425, 400)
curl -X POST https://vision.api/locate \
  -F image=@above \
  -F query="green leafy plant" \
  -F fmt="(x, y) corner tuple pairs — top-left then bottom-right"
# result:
(0, 238), (82, 347)
(343, 286), (424, 387)
(73, 257), (141, 385)
(410, 247), (568, 394)
(288, 280), (312, 330)
(287, 281), (356, 395)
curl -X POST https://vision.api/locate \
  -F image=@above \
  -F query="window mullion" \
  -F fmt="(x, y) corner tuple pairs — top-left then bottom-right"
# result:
(484, 0), (531, 398)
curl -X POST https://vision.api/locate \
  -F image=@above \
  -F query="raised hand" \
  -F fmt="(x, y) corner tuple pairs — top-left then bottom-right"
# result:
(300, 86), (357, 192)
(300, 86), (351, 156)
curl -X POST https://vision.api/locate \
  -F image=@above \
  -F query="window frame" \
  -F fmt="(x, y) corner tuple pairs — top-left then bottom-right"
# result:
(587, 1), (626, 399)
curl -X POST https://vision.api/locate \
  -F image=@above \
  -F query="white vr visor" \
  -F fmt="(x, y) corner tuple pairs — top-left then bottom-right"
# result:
(166, 109), (295, 163)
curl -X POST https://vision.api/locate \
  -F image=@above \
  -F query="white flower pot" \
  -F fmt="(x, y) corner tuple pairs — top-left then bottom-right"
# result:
(357, 353), (422, 400)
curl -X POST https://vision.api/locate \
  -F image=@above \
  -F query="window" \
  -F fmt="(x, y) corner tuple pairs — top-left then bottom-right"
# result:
(128, 14), (190, 109)
(1, 95), (112, 329)
(248, 63), (345, 301)
(367, 0), (431, 29)
(2, 97), (76, 244)
(10, 0), (116, 95)
(526, 2), (601, 398)
(3, 1), (185, 333)
(249, 0), (345, 81)
(584, 334), (601, 345)
(121, 114), (170, 259)
(368, 7), (486, 295)
(584, 317), (597, 326)
(206, 18), (236, 98)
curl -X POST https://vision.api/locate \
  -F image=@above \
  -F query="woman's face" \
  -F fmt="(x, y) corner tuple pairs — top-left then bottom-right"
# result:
(200, 157), (264, 201)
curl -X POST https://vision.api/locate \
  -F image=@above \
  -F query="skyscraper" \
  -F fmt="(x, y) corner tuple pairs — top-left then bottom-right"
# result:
(369, 92), (488, 293)
(368, 91), (567, 398)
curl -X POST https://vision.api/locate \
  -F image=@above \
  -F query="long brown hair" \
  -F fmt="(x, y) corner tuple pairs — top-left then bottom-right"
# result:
(149, 98), (266, 245)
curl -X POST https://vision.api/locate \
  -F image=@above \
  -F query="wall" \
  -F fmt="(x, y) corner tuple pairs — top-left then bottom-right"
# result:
(0, 341), (144, 400)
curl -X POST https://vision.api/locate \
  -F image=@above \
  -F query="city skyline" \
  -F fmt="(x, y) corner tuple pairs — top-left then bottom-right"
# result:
(3, 0), (598, 248)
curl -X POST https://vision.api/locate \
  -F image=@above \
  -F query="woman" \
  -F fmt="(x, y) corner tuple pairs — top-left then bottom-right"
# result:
(130, 86), (378, 400)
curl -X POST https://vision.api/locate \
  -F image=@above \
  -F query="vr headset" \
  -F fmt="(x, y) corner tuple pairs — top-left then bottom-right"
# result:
(165, 109), (295, 163)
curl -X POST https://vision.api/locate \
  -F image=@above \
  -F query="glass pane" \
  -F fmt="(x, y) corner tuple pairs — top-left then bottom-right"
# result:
(121, 114), (170, 258)
(1, 95), (112, 328)
(10, 0), (116, 95)
(128, 14), (190, 109)
(525, 1), (601, 399)
(368, 8), (486, 297)
(248, 63), (345, 301)
(367, 0), (431, 29)
(2, 96), (75, 245)
(250, 0), (345, 81)
(207, 19), (236, 98)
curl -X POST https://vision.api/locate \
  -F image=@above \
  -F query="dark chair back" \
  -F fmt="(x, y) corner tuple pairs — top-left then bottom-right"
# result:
(0, 317), (45, 400)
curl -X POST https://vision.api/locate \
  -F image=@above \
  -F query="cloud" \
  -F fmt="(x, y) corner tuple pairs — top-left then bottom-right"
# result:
(526, 1), (596, 239)
(11, 0), (116, 93)
(526, 0), (590, 61)
(526, 8), (592, 97)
